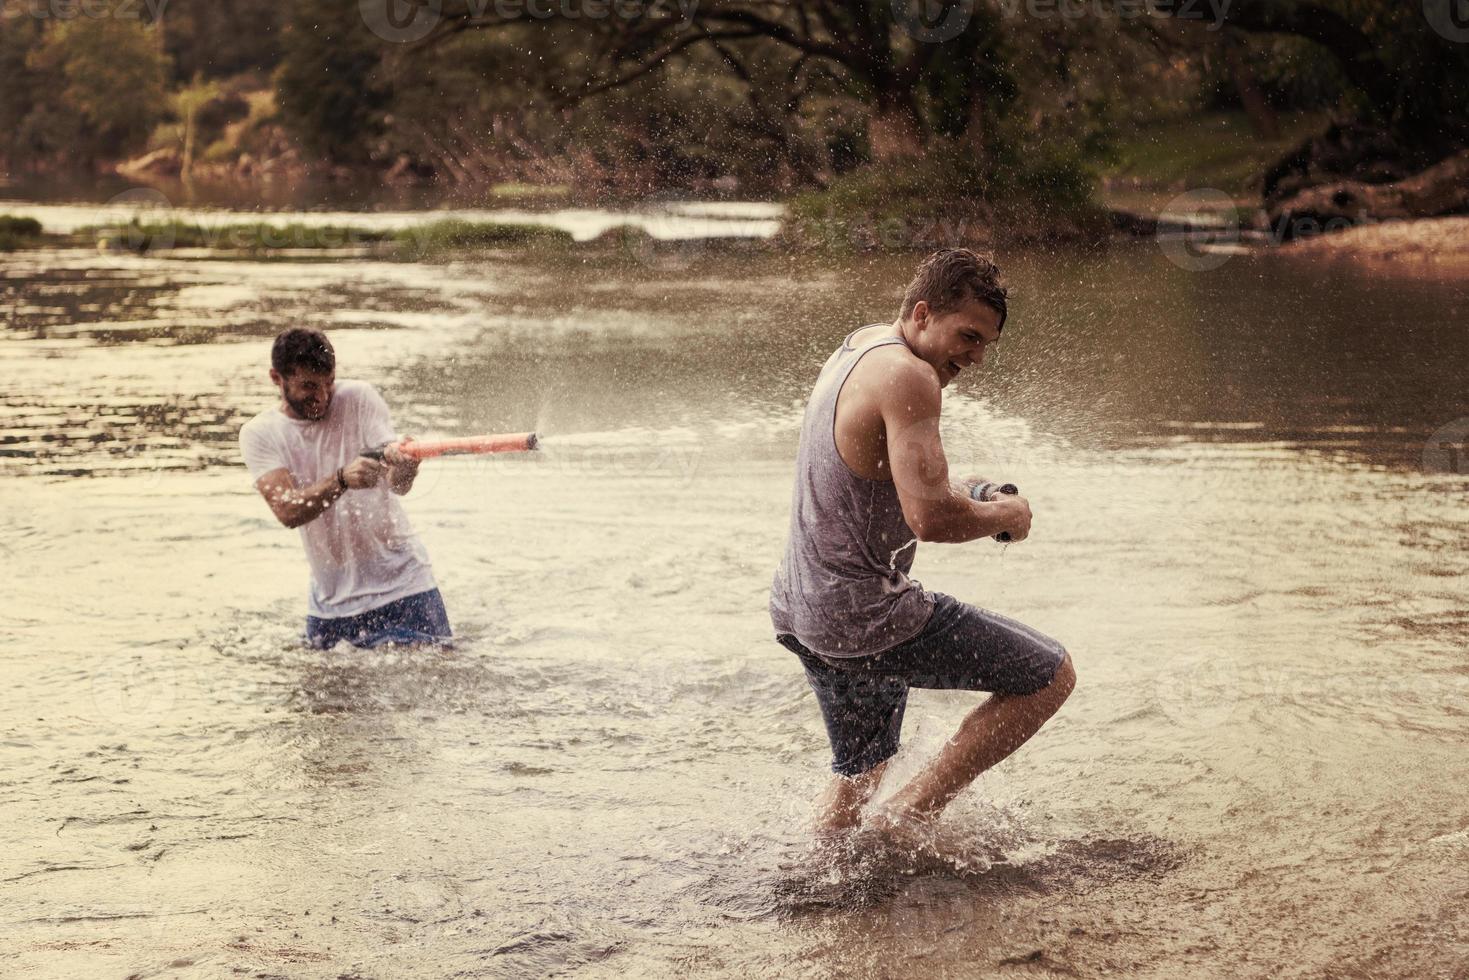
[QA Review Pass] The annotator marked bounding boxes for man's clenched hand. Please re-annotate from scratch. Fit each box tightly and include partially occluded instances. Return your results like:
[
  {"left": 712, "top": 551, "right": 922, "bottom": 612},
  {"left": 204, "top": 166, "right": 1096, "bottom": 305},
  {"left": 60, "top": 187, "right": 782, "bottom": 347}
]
[{"left": 342, "top": 457, "right": 384, "bottom": 489}]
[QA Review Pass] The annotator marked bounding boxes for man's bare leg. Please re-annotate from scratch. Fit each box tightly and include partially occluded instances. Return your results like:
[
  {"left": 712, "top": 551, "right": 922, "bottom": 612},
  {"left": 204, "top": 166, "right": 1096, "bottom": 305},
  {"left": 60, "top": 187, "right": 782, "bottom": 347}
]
[
  {"left": 814, "top": 760, "right": 889, "bottom": 834},
  {"left": 878, "top": 653, "right": 1075, "bottom": 823}
]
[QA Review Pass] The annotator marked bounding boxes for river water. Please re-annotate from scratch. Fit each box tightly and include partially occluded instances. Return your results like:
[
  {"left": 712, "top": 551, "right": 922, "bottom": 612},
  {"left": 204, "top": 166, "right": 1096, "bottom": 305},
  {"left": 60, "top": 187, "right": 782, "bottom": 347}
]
[{"left": 2, "top": 216, "right": 1467, "bottom": 978}]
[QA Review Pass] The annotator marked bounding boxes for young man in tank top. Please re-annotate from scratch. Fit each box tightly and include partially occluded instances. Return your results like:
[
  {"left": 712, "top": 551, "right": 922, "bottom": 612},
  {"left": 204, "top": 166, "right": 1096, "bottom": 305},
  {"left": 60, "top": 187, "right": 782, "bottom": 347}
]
[
  {"left": 770, "top": 248, "right": 1075, "bottom": 835},
  {"left": 239, "top": 327, "right": 451, "bottom": 649}
]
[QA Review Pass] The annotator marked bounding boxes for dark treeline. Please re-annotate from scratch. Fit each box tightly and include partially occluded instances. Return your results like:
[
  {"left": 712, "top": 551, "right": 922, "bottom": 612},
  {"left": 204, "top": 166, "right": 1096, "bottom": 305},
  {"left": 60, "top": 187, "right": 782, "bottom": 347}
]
[{"left": 2, "top": 0, "right": 1466, "bottom": 230}]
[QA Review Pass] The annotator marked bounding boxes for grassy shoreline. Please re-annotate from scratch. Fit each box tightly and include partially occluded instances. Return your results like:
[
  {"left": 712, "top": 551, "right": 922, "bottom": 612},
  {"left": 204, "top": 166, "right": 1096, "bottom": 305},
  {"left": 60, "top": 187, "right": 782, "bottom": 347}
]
[
  {"left": 1, "top": 216, "right": 584, "bottom": 258},
  {"left": 15, "top": 209, "right": 1465, "bottom": 263},
  {"left": 0, "top": 112, "right": 1356, "bottom": 257},
  {"left": 0, "top": 215, "right": 45, "bottom": 251}
]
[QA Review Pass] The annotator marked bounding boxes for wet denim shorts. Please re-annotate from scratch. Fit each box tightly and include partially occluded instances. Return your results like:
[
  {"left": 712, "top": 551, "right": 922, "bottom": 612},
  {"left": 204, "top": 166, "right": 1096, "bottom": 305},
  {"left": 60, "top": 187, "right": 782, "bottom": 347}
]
[
  {"left": 305, "top": 588, "right": 452, "bottom": 650},
  {"left": 777, "top": 592, "right": 1067, "bottom": 777}
]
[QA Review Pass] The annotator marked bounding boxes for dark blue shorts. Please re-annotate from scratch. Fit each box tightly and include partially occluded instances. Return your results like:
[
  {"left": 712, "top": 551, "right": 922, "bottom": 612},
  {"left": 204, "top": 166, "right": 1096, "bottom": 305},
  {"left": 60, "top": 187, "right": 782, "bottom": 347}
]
[
  {"left": 305, "top": 588, "right": 452, "bottom": 650},
  {"left": 777, "top": 592, "right": 1067, "bottom": 777}
]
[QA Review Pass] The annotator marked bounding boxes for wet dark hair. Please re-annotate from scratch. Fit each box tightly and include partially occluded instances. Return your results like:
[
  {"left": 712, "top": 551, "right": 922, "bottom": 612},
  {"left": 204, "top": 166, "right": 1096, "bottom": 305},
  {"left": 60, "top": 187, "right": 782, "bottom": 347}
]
[
  {"left": 898, "top": 248, "right": 1008, "bottom": 330},
  {"left": 271, "top": 327, "right": 335, "bottom": 376}
]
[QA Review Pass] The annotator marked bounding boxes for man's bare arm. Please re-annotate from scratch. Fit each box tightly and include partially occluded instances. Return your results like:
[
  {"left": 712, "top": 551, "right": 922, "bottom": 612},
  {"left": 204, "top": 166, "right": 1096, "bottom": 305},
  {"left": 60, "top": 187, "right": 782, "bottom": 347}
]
[
  {"left": 880, "top": 360, "right": 1030, "bottom": 544},
  {"left": 254, "top": 458, "right": 384, "bottom": 529}
]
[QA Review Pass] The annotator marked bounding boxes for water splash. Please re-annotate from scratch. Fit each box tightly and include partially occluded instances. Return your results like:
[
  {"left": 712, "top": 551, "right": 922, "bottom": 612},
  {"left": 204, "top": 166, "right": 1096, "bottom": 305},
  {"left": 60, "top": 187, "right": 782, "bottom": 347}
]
[
  {"left": 539, "top": 426, "right": 703, "bottom": 451},
  {"left": 889, "top": 538, "right": 918, "bottom": 570}
]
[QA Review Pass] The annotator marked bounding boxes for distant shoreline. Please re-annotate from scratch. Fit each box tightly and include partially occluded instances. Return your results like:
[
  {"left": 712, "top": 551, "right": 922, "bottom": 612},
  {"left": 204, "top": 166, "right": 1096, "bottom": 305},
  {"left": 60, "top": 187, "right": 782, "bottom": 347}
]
[
  {"left": 5, "top": 193, "right": 1469, "bottom": 265},
  {"left": 1278, "top": 216, "right": 1469, "bottom": 269}
]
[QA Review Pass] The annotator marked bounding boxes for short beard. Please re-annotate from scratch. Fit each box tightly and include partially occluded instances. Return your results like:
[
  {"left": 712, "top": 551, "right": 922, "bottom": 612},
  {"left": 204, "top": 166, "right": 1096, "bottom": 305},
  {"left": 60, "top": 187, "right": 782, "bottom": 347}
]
[{"left": 286, "top": 390, "right": 331, "bottom": 421}]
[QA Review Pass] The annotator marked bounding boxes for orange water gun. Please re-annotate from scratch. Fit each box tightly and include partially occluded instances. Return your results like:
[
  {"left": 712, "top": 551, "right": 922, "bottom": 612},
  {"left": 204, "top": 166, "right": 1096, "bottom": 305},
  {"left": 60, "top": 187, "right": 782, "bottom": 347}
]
[{"left": 361, "top": 432, "right": 539, "bottom": 461}]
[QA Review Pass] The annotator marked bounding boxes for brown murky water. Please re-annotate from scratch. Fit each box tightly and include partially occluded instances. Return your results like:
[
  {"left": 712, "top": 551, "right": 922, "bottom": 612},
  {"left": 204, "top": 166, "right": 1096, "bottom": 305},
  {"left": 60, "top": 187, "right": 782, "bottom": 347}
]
[{"left": 2, "top": 216, "right": 1467, "bottom": 979}]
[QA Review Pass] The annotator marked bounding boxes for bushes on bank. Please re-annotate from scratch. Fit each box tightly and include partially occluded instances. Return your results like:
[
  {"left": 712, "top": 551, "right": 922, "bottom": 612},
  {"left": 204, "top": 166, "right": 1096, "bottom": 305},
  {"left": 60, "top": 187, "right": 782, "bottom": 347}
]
[
  {"left": 392, "top": 220, "right": 574, "bottom": 258},
  {"left": 71, "top": 216, "right": 574, "bottom": 256},
  {"left": 783, "top": 142, "right": 1109, "bottom": 251},
  {"left": 79, "top": 218, "right": 393, "bottom": 252},
  {"left": 0, "top": 215, "right": 44, "bottom": 251}
]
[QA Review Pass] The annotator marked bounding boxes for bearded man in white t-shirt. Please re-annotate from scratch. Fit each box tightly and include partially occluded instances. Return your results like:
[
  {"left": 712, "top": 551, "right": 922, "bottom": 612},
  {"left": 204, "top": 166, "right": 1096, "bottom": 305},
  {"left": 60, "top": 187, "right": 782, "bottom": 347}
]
[{"left": 239, "top": 327, "right": 451, "bottom": 649}]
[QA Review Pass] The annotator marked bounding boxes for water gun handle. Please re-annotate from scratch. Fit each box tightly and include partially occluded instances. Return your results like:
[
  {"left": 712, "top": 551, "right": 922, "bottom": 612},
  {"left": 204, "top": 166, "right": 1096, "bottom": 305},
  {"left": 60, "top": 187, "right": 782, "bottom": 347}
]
[{"left": 970, "top": 481, "right": 1020, "bottom": 542}]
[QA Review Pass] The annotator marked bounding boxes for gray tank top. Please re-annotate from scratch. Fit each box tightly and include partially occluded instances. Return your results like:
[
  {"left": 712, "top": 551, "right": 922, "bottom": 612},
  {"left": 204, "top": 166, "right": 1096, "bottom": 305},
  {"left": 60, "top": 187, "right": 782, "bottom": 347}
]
[{"left": 769, "top": 326, "right": 935, "bottom": 658}]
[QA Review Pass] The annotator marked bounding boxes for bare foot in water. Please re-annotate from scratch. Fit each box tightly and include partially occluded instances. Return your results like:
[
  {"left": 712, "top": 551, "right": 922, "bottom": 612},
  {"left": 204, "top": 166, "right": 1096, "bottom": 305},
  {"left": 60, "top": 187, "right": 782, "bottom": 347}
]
[{"left": 865, "top": 804, "right": 940, "bottom": 849}]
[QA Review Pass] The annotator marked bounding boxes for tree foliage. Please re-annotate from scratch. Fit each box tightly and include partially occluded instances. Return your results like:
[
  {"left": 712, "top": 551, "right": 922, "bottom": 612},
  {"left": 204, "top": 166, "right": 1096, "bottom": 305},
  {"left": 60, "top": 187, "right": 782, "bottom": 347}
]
[
  {"left": 1157, "top": 0, "right": 1469, "bottom": 159},
  {"left": 274, "top": 0, "right": 391, "bottom": 164},
  {"left": 2, "top": 12, "right": 170, "bottom": 169},
  {"left": 157, "top": 0, "right": 284, "bottom": 82},
  {"left": 424, "top": 0, "right": 1021, "bottom": 162},
  {"left": 3, "top": 0, "right": 1467, "bottom": 205}
]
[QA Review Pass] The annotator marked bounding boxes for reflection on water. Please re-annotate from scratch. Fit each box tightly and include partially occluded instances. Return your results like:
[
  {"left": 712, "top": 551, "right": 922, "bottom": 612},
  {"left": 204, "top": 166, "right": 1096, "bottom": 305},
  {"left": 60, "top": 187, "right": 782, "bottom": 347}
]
[
  {"left": 0, "top": 172, "right": 785, "bottom": 216},
  {"left": 2, "top": 236, "right": 1467, "bottom": 978},
  {"left": 0, "top": 196, "right": 784, "bottom": 241}
]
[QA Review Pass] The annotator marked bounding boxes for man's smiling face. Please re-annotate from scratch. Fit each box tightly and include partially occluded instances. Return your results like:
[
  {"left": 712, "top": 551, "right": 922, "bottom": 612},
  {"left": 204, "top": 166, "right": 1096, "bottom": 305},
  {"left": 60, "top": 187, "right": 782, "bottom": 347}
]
[
  {"left": 272, "top": 367, "right": 335, "bottom": 421},
  {"left": 908, "top": 298, "right": 1004, "bottom": 387}
]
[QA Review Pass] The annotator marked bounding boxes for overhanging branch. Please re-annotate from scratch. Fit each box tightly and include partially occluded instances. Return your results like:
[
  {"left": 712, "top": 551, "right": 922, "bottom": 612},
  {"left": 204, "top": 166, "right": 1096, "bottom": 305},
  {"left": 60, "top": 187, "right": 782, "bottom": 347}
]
[{"left": 1152, "top": 0, "right": 1391, "bottom": 108}]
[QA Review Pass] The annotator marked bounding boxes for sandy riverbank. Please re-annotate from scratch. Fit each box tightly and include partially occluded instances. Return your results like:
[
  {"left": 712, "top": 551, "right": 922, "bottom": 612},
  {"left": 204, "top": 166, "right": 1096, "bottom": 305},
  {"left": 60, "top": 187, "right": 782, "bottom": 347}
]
[{"left": 1281, "top": 215, "right": 1469, "bottom": 269}]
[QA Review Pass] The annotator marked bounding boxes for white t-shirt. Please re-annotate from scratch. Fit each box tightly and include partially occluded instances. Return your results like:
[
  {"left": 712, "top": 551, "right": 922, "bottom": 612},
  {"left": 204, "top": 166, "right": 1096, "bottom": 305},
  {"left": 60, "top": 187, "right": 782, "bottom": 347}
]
[{"left": 239, "top": 379, "right": 437, "bottom": 619}]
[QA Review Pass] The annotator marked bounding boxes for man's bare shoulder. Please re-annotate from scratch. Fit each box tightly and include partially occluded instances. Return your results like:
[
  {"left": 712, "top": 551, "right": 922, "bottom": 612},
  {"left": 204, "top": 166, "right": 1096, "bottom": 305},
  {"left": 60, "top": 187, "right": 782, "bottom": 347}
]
[{"left": 855, "top": 344, "right": 942, "bottom": 404}]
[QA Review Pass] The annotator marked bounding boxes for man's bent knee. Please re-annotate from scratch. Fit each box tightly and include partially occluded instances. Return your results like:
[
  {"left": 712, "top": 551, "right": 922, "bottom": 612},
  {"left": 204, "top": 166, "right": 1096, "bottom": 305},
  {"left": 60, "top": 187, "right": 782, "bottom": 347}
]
[
  {"left": 996, "top": 651, "right": 1073, "bottom": 710},
  {"left": 1041, "top": 651, "right": 1076, "bottom": 707}
]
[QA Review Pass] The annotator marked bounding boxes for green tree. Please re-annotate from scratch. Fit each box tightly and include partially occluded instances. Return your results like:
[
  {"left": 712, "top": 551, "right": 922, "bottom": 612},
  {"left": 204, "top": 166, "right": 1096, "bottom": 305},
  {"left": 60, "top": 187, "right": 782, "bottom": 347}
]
[
  {"left": 1157, "top": 0, "right": 1469, "bottom": 166},
  {"left": 275, "top": 0, "right": 391, "bottom": 164},
  {"left": 174, "top": 75, "right": 224, "bottom": 178},
  {"left": 27, "top": 15, "right": 171, "bottom": 166},
  {"left": 425, "top": 0, "right": 1020, "bottom": 165},
  {"left": 156, "top": 0, "right": 285, "bottom": 82},
  {"left": 0, "top": 13, "right": 50, "bottom": 171}
]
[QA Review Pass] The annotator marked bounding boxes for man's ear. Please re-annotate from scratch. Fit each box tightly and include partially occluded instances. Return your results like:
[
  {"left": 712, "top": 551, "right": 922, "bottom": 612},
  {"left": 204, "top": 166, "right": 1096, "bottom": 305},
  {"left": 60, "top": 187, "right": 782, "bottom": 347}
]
[
  {"left": 269, "top": 368, "right": 283, "bottom": 387},
  {"left": 911, "top": 301, "right": 930, "bottom": 331}
]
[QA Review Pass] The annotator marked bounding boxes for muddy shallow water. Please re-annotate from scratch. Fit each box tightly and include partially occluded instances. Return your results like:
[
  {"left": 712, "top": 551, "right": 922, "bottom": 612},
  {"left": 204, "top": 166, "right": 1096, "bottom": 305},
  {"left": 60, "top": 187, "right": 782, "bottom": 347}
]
[{"left": 2, "top": 228, "right": 1467, "bottom": 978}]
